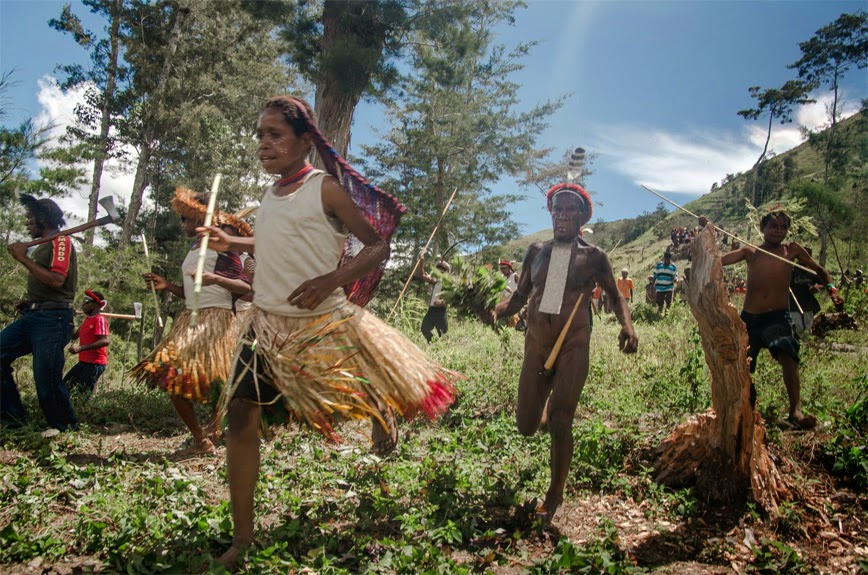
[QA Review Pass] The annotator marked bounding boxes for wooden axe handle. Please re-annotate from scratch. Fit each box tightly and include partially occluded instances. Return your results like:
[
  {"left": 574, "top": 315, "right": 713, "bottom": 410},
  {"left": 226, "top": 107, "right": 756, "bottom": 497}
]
[
  {"left": 101, "top": 312, "right": 139, "bottom": 320},
  {"left": 544, "top": 293, "right": 585, "bottom": 371},
  {"left": 23, "top": 215, "right": 112, "bottom": 248}
]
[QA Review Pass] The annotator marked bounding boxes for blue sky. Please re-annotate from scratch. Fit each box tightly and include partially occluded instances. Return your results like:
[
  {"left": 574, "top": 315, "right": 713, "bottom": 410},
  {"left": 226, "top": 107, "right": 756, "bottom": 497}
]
[{"left": 2, "top": 0, "right": 866, "bottom": 235}]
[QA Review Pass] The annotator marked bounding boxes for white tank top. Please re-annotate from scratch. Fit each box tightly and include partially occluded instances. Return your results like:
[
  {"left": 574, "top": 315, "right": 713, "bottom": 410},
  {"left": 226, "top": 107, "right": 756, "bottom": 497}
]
[
  {"left": 253, "top": 170, "right": 348, "bottom": 317},
  {"left": 181, "top": 248, "right": 234, "bottom": 310}
]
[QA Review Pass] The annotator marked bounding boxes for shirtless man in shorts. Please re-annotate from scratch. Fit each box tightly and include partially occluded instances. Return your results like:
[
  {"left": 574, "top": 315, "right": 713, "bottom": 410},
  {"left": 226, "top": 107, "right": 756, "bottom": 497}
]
[
  {"left": 491, "top": 183, "right": 638, "bottom": 520},
  {"left": 720, "top": 211, "right": 842, "bottom": 429}
]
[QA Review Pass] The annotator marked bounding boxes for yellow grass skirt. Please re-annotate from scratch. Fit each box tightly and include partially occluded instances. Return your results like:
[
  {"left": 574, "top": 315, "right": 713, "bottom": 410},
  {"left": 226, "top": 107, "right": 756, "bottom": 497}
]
[
  {"left": 219, "top": 304, "right": 459, "bottom": 440},
  {"left": 130, "top": 307, "right": 240, "bottom": 401}
]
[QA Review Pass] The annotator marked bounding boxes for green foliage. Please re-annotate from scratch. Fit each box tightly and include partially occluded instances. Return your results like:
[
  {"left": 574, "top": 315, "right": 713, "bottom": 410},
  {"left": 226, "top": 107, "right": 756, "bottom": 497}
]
[
  {"left": 529, "top": 521, "right": 642, "bottom": 575},
  {"left": 842, "top": 276, "right": 868, "bottom": 320},
  {"left": 823, "top": 372, "right": 868, "bottom": 488},
  {"left": 571, "top": 419, "right": 635, "bottom": 491},
  {"left": 622, "top": 202, "right": 670, "bottom": 244},
  {"left": 358, "top": 0, "right": 564, "bottom": 256},
  {"left": 747, "top": 538, "right": 809, "bottom": 574},
  {"left": 789, "top": 10, "right": 867, "bottom": 185},
  {"left": 745, "top": 197, "right": 819, "bottom": 242},
  {"left": 678, "top": 326, "right": 709, "bottom": 413},
  {"left": 436, "top": 256, "right": 506, "bottom": 319},
  {"left": 0, "top": 298, "right": 866, "bottom": 573},
  {"left": 626, "top": 302, "right": 660, "bottom": 325}
]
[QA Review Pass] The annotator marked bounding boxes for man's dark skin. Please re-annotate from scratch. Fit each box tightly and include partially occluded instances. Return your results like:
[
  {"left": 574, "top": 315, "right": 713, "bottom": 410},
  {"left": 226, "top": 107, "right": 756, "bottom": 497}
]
[
  {"left": 492, "top": 192, "right": 638, "bottom": 520},
  {"left": 8, "top": 213, "right": 66, "bottom": 292}
]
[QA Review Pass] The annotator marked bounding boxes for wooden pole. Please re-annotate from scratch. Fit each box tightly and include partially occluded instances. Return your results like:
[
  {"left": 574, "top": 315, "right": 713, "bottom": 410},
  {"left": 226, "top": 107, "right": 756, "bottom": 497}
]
[
  {"left": 101, "top": 312, "right": 139, "bottom": 320},
  {"left": 543, "top": 293, "right": 584, "bottom": 375},
  {"left": 137, "top": 310, "right": 145, "bottom": 362},
  {"left": 640, "top": 185, "right": 816, "bottom": 276},
  {"left": 190, "top": 173, "right": 222, "bottom": 327},
  {"left": 387, "top": 187, "right": 459, "bottom": 322},
  {"left": 141, "top": 235, "right": 163, "bottom": 328}
]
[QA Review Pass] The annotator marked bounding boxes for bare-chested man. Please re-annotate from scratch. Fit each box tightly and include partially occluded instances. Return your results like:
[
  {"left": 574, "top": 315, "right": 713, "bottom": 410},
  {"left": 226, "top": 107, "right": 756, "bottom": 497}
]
[
  {"left": 719, "top": 211, "right": 843, "bottom": 429},
  {"left": 491, "top": 183, "right": 638, "bottom": 520}
]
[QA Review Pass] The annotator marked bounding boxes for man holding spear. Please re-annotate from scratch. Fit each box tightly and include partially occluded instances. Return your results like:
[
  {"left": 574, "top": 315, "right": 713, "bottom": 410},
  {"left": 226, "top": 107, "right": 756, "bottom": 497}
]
[
  {"left": 489, "top": 183, "right": 638, "bottom": 520},
  {"left": 719, "top": 210, "right": 842, "bottom": 429},
  {"left": 641, "top": 185, "right": 844, "bottom": 430}
]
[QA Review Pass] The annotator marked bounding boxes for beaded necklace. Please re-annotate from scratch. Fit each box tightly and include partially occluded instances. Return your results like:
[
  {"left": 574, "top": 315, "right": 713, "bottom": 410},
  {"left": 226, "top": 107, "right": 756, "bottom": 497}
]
[{"left": 275, "top": 163, "right": 315, "bottom": 187}]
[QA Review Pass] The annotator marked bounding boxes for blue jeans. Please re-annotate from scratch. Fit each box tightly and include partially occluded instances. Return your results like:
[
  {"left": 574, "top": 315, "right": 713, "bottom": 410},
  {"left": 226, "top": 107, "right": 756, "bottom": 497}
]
[
  {"left": 63, "top": 361, "right": 106, "bottom": 397},
  {"left": 1, "top": 309, "right": 78, "bottom": 430}
]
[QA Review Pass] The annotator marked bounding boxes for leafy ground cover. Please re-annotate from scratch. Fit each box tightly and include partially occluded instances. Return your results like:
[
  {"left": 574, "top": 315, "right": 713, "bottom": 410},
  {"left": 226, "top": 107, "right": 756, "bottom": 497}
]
[{"left": 1, "top": 298, "right": 866, "bottom": 574}]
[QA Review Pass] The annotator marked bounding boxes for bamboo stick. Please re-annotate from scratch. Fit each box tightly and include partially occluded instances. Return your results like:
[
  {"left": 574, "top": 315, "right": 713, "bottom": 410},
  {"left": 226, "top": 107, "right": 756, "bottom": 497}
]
[
  {"left": 640, "top": 185, "right": 816, "bottom": 276},
  {"left": 387, "top": 187, "right": 459, "bottom": 322},
  {"left": 190, "top": 173, "right": 222, "bottom": 327},
  {"left": 141, "top": 235, "right": 163, "bottom": 328}
]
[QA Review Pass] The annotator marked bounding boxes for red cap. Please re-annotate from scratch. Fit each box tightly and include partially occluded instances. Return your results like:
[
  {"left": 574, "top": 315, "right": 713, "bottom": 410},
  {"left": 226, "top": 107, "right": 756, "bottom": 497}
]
[
  {"left": 545, "top": 182, "right": 593, "bottom": 226},
  {"left": 84, "top": 290, "right": 107, "bottom": 310}
]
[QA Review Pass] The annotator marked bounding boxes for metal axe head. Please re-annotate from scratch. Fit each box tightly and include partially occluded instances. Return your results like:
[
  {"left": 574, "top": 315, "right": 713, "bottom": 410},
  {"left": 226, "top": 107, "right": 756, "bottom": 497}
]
[{"left": 98, "top": 196, "right": 120, "bottom": 223}]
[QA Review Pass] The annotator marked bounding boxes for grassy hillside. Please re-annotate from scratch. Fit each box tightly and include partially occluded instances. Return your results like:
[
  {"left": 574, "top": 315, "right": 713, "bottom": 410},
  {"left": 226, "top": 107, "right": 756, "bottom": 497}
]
[{"left": 501, "top": 111, "right": 868, "bottom": 280}]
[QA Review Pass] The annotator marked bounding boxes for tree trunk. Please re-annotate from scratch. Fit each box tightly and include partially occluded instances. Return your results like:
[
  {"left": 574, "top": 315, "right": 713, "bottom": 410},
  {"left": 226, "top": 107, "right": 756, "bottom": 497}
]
[
  {"left": 823, "top": 68, "right": 840, "bottom": 182},
  {"left": 653, "top": 224, "right": 788, "bottom": 514},
  {"left": 313, "top": 1, "right": 390, "bottom": 161},
  {"left": 118, "top": 4, "right": 190, "bottom": 248},
  {"left": 84, "top": 0, "right": 122, "bottom": 251},
  {"left": 819, "top": 228, "right": 828, "bottom": 268}
]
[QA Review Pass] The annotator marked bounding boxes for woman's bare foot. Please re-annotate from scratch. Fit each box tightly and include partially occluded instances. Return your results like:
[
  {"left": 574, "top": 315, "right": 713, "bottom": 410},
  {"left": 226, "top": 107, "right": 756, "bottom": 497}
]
[
  {"left": 371, "top": 407, "right": 398, "bottom": 457},
  {"left": 216, "top": 540, "right": 250, "bottom": 572},
  {"left": 536, "top": 491, "right": 563, "bottom": 523},
  {"left": 788, "top": 412, "right": 818, "bottom": 430},
  {"left": 173, "top": 436, "right": 216, "bottom": 457}
]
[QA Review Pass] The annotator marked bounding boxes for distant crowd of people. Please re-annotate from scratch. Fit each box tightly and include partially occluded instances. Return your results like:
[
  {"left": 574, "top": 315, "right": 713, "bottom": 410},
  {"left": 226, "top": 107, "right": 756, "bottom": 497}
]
[{"left": 670, "top": 226, "right": 699, "bottom": 248}]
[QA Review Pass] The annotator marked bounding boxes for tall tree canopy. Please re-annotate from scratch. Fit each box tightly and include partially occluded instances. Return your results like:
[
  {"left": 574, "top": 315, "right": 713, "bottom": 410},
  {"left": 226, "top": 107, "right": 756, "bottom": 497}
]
[
  {"left": 737, "top": 80, "right": 813, "bottom": 207},
  {"left": 789, "top": 10, "right": 867, "bottom": 180},
  {"left": 359, "top": 0, "right": 564, "bottom": 258},
  {"left": 50, "top": 0, "right": 128, "bottom": 247}
]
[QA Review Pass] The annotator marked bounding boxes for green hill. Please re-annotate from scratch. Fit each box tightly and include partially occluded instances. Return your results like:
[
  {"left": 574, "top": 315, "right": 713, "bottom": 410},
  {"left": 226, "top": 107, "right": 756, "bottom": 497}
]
[{"left": 499, "top": 111, "right": 868, "bottom": 279}]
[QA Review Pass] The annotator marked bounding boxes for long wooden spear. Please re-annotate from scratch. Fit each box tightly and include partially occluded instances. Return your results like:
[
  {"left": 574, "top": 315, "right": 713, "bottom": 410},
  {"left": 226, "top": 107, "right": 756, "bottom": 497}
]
[
  {"left": 640, "top": 185, "right": 816, "bottom": 276},
  {"left": 387, "top": 187, "right": 459, "bottom": 322},
  {"left": 141, "top": 235, "right": 163, "bottom": 328},
  {"left": 190, "top": 173, "right": 222, "bottom": 327},
  {"left": 542, "top": 293, "right": 584, "bottom": 376}
]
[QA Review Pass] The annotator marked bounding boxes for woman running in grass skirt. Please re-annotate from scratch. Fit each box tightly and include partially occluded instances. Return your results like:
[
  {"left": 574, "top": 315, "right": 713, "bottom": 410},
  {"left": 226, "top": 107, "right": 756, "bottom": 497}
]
[
  {"left": 130, "top": 189, "right": 252, "bottom": 455},
  {"left": 200, "top": 95, "right": 458, "bottom": 569}
]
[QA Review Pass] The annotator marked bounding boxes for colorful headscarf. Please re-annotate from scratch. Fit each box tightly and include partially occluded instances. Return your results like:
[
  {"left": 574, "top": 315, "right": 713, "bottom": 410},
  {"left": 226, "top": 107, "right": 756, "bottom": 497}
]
[
  {"left": 545, "top": 182, "right": 593, "bottom": 227},
  {"left": 498, "top": 260, "right": 513, "bottom": 270},
  {"left": 287, "top": 97, "right": 407, "bottom": 307}
]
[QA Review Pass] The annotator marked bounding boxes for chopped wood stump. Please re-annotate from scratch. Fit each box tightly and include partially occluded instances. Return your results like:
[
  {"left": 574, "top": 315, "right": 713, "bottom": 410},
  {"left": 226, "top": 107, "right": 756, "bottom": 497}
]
[{"left": 653, "top": 224, "right": 787, "bottom": 515}]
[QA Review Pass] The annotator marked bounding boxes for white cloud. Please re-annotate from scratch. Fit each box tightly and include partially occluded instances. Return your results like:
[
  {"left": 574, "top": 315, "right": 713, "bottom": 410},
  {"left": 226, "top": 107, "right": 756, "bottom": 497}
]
[
  {"left": 33, "top": 76, "right": 141, "bottom": 229},
  {"left": 592, "top": 91, "right": 861, "bottom": 196}
]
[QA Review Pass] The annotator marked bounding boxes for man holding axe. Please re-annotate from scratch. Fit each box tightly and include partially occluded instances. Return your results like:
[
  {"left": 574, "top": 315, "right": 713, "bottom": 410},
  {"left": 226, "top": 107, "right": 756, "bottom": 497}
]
[
  {"left": 489, "top": 183, "right": 637, "bottom": 521},
  {"left": 1, "top": 194, "right": 80, "bottom": 433}
]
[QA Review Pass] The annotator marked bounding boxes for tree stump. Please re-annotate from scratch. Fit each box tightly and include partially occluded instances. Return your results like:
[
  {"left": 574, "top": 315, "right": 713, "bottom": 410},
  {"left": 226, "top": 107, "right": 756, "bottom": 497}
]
[{"left": 653, "top": 224, "right": 788, "bottom": 514}]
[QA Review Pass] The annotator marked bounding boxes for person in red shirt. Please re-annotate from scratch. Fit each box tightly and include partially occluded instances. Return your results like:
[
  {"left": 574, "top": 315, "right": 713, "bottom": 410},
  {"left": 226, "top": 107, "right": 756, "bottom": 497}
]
[{"left": 63, "top": 290, "right": 110, "bottom": 397}]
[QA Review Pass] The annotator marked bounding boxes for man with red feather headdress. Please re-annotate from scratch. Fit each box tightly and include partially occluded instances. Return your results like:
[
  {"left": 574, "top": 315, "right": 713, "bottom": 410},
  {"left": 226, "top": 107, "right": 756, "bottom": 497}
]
[{"left": 491, "top": 182, "right": 638, "bottom": 521}]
